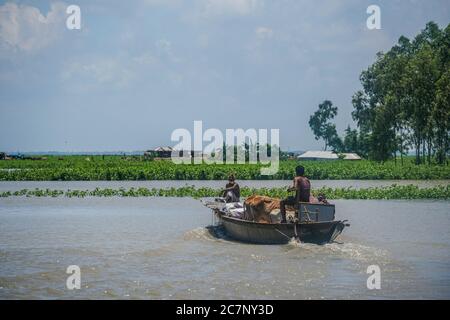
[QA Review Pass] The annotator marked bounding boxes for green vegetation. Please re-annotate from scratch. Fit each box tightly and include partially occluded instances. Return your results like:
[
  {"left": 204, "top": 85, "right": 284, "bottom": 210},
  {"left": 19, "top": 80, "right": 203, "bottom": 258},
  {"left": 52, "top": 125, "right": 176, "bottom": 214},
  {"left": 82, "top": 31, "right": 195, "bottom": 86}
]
[
  {"left": 309, "top": 100, "right": 340, "bottom": 151},
  {"left": 0, "top": 156, "right": 449, "bottom": 180},
  {"left": 0, "top": 185, "right": 448, "bottom": 199},
  {"left": 310, "top": 22, "right": 450, "bottom": 164}
]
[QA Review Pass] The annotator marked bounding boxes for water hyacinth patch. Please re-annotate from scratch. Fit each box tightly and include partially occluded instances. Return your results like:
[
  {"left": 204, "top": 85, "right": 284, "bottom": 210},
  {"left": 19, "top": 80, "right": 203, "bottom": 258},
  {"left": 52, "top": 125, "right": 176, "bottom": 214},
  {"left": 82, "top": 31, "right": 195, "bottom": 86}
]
[{"left": 0, "top": 185, "right": 448, "bottom": 199}]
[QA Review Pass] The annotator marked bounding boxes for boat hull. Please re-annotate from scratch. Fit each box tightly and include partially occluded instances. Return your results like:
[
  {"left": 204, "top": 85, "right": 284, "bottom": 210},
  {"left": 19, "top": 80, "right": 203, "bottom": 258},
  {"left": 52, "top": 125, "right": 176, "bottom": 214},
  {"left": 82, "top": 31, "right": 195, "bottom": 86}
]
[{"left": 219, "top": 214, "right": 346, "bottom": 244}]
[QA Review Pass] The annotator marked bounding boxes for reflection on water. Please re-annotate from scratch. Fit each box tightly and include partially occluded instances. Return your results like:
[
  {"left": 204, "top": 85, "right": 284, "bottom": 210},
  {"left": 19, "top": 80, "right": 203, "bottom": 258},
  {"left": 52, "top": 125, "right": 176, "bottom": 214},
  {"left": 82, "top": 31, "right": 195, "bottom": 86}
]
[{"left": 0, "top": 196, "right": 449, "bottom": 299}]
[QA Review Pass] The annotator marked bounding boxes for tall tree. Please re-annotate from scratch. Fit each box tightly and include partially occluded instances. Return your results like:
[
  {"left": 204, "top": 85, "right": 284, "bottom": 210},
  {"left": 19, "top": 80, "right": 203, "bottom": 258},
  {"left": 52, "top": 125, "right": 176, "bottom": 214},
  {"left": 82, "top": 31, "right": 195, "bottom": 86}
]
[
  {"left": 309, "top": 100, "right": 339, "bottom": 151},
  {"left": 343, "top": 126, "right": 359, "bottom": 153},
  {"left": 404, "top": 35, "right": 440, "bottom": 164},
  {"left": 309, "top": 22, "right": 449, "bottom": 163},
  {"left": 349, "top": 21, "right": 449, "bottom": 164},
  {"left": 434, "top": 68, "right": 450, "bottom": 164}
]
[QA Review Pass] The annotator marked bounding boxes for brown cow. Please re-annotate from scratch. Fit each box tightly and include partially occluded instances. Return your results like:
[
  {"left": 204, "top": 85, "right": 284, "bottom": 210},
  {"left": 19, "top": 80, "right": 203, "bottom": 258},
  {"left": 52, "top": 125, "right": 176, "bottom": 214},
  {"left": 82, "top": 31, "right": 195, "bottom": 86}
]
[{"left": 244, "top": 195, "right": 296, "bottom": 224}]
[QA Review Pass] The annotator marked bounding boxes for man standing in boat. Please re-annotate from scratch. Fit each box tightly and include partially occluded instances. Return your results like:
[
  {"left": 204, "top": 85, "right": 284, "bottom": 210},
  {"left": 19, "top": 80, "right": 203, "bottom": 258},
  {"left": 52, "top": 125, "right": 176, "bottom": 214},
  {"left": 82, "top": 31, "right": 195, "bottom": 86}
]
[
  {"left": 222, "top": 174, "right": 241, "bottom": 203},
  {"left": 280, "top": 165, "right": 311, "bottom": 223}
]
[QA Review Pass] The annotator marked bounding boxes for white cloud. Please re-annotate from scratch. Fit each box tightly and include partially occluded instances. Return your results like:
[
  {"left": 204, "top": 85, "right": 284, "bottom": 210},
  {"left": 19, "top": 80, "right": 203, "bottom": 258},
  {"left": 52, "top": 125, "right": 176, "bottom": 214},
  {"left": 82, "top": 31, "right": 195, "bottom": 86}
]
[
  {"left": 203, "top": 0, "right": 261, "bottom": 16},
  {"left": 255, "top": 26, "right": 273, "bottom": 40},
  {"left": 155, "top": 39, "right": 182, "bottom": 63},
  {"left": 245, "top": 27, "right": 274, "bottom": 63},
  {"left": 155, "top": 39, "right": 173, "bottom": 56},
  {"left": 133, "top": 52, "right": 158, "bottom": 66},
  {"left": 61, "top": 39, "right": 182, "bottom": 91},
  {"left": 143, "top": 0, "right": 182, "bottom": 7},
  {"left": 142, "top": 0, "right": 261, "bottom": 15},
  {"left": 62, "top": 57, "right": 134, "bottom": 89},
  {"left": 0, "top": 2, "right": 66, "bottom": 53},
  {"left": 141, "top": 0, "right": 262, "bottom": 22}
]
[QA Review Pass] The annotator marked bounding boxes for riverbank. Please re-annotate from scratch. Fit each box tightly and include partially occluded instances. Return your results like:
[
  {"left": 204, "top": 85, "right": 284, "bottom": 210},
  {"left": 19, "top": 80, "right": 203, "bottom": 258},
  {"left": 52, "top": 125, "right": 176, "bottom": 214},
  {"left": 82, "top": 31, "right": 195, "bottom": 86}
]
[{"left": 1, "top": 184, "right": 449, "bottom": 199}]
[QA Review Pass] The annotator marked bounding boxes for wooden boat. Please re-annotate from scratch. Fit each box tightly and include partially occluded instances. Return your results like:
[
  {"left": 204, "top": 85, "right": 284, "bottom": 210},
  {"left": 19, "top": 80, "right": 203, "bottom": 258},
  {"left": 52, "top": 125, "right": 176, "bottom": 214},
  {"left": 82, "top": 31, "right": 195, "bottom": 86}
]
[{"left": 206, "top": 201, "right": 349, "bottom": 245}]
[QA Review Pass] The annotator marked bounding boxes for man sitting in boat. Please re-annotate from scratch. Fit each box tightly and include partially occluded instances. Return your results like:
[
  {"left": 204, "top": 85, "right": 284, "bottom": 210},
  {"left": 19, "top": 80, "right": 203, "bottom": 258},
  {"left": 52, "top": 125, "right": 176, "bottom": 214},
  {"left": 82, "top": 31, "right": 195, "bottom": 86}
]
[
  {"left": 279, "top": 165, "right": 311, "bottom": 223},
  {"left": 222, "top": 174, "right": 240, "bottom": 203}
]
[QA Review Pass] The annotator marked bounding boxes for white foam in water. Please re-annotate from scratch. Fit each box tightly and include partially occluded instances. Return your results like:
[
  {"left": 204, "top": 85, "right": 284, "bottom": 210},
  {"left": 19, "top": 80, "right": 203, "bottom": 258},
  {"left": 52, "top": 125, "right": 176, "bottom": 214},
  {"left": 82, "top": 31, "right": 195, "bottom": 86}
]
[
  {"left": 183, "top": 226, "right": 231, "bottom": 242},
  {"left": 183, "top": 227, "right": 214, "bottom": 241},
  {"left": 283, "top": 236, "right": 388, "bottom": 263},
  {"left": 324, "top": 242, "right": 387, "bottom": 260},
  {"left": 287, "top": 237, "right": 302, "bottom": 247},
  {"left": 185, "top": 227, "right": 387, "bottom": 261}
]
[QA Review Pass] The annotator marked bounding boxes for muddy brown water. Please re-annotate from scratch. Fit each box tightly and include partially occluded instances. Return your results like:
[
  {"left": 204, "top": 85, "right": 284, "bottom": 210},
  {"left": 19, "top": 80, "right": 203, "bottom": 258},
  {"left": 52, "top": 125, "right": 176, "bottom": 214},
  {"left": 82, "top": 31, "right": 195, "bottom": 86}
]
[{"left": 1, "top": 188, "right": 449, "bottom": 299}]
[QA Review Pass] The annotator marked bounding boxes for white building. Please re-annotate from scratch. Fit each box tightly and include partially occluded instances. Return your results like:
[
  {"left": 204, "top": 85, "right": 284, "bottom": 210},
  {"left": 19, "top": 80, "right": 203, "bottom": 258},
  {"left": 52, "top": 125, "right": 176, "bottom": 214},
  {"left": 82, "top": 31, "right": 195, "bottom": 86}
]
[
  {"left": 297, "top": 151, "right": 339, "bottom": 160},
  {"left": 341, "top": 153, "right": 362, "bottom": 160}
]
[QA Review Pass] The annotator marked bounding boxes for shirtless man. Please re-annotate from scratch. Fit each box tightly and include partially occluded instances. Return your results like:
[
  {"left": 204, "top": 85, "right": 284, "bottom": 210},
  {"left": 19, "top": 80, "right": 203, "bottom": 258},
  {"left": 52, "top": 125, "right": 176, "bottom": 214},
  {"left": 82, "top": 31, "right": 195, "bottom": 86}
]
[{"left": 280, "top": 165, "right": 311, "bottom": 223}]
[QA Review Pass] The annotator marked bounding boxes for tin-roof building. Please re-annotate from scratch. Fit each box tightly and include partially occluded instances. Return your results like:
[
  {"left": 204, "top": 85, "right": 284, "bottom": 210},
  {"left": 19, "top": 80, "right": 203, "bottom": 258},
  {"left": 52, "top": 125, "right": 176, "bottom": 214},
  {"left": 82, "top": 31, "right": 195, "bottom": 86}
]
[
  {"left": 297, "top": 151, "right": 362, "bottom": 160},
  {"left": 341, "top": 153, "right": 362, "bottom": 160},
  {"left": 144, "top": 146, "right": 173, "bottom": 158},
  {"left": 297, "top": 151, "right": 339, "bottom": 160}
]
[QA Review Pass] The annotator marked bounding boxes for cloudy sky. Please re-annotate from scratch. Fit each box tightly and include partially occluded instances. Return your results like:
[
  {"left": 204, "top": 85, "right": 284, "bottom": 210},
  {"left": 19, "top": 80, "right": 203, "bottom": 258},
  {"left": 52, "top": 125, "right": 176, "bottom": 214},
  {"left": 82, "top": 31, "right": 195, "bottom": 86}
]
[{"left": 0, "top": 0, "right": 449, "bottom": 152}]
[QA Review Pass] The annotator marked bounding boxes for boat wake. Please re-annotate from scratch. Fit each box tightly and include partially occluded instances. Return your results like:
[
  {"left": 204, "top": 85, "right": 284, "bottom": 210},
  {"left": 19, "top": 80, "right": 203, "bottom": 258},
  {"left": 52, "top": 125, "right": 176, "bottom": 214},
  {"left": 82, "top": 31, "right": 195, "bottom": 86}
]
[
  {"left": 183, "top": 226, "right": 230, "bottom": 242},
  {"left": 285, "top": 238, "right": 388, "bottom": 262}
]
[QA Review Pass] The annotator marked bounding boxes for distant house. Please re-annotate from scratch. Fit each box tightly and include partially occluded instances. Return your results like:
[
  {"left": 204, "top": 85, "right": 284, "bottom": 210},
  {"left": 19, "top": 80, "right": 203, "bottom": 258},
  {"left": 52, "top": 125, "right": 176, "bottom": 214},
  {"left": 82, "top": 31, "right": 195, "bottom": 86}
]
[
  {"left": 340, "top": 152, "right": 362, "bottom": 160},
  {"left": 144, "top": 147, "right": 205, "bottom": 159},
  {"left": 297, "top": 151, "right": 339, "bottom": 161},
  {"left": 144, "top": 146, "right": 173, "bottom": 159}
]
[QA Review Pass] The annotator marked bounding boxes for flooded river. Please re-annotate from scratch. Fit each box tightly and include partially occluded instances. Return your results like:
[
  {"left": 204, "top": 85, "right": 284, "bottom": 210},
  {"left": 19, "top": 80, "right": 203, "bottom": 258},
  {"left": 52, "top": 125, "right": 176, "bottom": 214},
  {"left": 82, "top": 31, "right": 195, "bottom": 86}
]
[{"left": 1, "top": 189, "right": 449, "bottom": 299}]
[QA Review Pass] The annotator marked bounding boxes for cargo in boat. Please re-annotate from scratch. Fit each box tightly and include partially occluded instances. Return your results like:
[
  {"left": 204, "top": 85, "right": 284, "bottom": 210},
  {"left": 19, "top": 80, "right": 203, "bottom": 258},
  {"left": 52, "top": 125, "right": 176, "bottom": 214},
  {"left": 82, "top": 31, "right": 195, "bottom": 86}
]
[{"left": 205, "top": 200, "right": 349, "bottom": 245}]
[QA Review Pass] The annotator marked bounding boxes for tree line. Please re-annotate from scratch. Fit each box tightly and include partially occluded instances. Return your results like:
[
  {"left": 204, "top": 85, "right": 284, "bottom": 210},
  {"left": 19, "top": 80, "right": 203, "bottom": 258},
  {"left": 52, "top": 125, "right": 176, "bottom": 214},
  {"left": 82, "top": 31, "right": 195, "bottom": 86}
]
[{"left": 309, "top": 22, "right": 449, "bottom": 164}]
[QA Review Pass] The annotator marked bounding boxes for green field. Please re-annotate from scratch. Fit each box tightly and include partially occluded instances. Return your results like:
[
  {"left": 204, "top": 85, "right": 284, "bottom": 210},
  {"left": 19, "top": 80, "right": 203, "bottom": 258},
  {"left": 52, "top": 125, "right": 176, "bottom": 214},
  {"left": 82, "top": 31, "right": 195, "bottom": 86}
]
[{"left": 0, "top": 156, "right": 449, "bottom": 180}]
